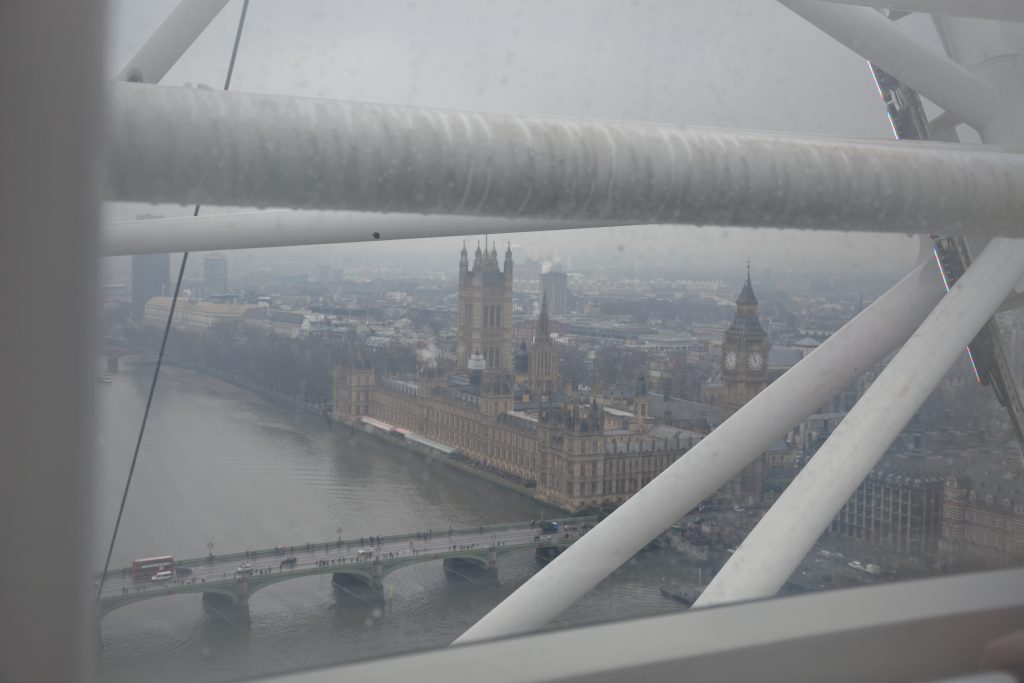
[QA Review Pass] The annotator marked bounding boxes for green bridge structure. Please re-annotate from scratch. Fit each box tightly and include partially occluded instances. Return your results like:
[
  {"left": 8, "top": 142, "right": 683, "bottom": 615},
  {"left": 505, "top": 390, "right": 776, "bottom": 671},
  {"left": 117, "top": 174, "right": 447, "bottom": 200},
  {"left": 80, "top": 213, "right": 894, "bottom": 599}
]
[{"left": 95, "top": 517, "right": 597, "bottom": 622}]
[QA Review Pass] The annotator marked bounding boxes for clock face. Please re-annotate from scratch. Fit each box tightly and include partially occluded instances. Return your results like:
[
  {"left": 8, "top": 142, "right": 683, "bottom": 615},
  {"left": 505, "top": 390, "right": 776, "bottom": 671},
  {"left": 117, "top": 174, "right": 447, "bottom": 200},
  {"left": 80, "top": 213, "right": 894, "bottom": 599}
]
[
  {"left": 747, "top": 352, "right": 764, "bottom": 371},
  {"left": 724, "top": 351, "right": 737, "bottom": 370}
]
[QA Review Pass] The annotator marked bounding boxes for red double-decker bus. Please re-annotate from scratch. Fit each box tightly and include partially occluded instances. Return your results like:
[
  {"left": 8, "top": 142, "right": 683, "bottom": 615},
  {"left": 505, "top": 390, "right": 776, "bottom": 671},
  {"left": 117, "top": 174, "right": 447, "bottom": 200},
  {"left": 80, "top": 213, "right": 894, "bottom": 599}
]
[{"left": 131, "top": 555, "right": 174, "bottom": 578}]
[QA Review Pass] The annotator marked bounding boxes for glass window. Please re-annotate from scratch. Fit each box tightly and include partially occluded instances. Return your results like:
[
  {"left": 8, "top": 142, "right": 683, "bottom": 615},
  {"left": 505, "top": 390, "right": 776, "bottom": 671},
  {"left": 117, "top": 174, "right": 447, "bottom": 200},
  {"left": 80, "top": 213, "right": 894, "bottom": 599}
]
[{"left": 93, "top": 3, "right": 1024, "bottom": 683}]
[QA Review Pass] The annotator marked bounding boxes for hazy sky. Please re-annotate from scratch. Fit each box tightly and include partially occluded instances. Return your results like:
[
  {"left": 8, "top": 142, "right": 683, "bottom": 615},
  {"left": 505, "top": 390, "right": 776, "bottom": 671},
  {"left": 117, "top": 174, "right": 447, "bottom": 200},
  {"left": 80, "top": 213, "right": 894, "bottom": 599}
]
[{"left": 104, "top": 1, "right": 936, "bottom": 279}]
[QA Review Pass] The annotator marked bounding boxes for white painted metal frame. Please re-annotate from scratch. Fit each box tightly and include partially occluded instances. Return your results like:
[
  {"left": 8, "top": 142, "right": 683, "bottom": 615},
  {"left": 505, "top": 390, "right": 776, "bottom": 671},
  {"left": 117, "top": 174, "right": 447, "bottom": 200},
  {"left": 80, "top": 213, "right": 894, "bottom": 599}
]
[
  {"left": 781, "top": 0, "right": 1000, "bottom": 132},
  {"left": 105, "top": 81, "right": 1024, "bottom": 237},
  {"left": 693, "top": 0, "right": 1024, "bottom": 612},
  {"left": 456, "top": 0, "right": 1024, "bottom": 642},
  {"left": 115, "top": 0, "right": 231, "bottom": 83},
  {"left": 697, "top": 237, "right": 1024, "bottom": 607},
  {"left": 268, "top": 568, "right": 1024, "bottom": 683},
  {"left": 819, "top": 1, "right": 1024, "bottom": 24}
]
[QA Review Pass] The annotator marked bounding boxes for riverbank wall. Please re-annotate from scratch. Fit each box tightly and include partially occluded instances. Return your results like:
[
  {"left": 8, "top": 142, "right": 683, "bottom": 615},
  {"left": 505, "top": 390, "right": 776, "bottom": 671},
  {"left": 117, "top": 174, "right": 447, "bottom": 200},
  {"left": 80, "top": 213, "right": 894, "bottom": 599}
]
[
  {"left": 336, "top": 417, "right": 560, "bottom": 507},
  {"left": 143, "top": 357, "right": 569, "bottom": 512}
]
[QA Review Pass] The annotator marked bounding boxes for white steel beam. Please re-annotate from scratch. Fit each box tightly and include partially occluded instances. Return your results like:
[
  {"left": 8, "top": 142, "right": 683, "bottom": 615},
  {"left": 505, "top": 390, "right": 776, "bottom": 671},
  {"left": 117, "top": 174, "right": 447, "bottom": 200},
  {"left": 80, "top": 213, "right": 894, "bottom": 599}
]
[
  {"left": 115, "top": 0, "right": 231, "bottom": 83},
  {"left": 105, "top": 82, "right": 1024, "bottom": 238},
  {"left": 819, "top": 1, "right": 1024, "bottom": 24},
  {"left": 780, "top": 0, "right": 1000, "bottom": 131},
  {"left": 454, "top": 256, "right": 946, "bottom": 644},
  {"left": 98, "top": 211, "right": 621, "bottom": 256},
  {"left": 696, "top": 236, "right": 1024, "bottom": 608}
]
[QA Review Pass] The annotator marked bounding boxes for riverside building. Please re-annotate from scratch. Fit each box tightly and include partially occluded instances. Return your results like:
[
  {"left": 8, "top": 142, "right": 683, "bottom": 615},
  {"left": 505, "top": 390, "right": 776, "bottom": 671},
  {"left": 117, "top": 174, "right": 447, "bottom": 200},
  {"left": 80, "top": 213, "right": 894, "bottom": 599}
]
[{"left": 334, "top": 247, "right": 767, "bottom": 511}]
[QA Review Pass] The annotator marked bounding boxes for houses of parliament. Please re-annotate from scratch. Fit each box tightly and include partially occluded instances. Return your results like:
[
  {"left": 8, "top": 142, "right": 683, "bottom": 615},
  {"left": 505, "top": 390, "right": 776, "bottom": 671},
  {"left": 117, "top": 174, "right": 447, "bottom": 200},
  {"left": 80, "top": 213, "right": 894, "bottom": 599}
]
[{"left": 333, "top": 243, "right": 770, "bottom": 511}]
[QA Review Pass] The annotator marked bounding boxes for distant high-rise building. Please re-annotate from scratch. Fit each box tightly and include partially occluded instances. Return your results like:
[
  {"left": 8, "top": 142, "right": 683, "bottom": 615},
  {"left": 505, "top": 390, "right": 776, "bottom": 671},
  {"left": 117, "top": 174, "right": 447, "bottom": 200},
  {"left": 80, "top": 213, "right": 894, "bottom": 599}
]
[
  {"left": 131, "top": 253, "right": 170, "bottom": 322},
  {"left": 203, "top": 253, "right": 228, "bottom": 296},
  {"left": 540, "top": 270, "right": 569, "bottom": 315},
  {"left": 457, "top": 241, "right": 513, "bottom": 371}
]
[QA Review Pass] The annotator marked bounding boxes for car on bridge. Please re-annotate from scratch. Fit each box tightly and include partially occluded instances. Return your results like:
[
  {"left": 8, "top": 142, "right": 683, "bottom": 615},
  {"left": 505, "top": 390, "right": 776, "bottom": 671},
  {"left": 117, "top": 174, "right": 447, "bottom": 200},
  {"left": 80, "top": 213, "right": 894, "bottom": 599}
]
[
  {"left": 357, "top": 548, "right": 374, "bottom": 559},
  {"left": 235, "top": 562, "right": 255, "bottom": 577},
  {"left": 151, "top": 570, "right": 174, "bottom": 582},
  {"left": 280, "top": 556, "right": 297, "bottom": 568}
]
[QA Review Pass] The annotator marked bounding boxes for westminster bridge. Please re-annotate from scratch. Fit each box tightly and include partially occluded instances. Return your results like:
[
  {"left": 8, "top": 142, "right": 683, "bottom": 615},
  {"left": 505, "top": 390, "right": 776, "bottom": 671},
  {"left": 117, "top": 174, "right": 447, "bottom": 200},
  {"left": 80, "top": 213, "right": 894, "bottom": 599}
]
[{"left": 95, "top": 517, "right": 597, "bottom": 622}]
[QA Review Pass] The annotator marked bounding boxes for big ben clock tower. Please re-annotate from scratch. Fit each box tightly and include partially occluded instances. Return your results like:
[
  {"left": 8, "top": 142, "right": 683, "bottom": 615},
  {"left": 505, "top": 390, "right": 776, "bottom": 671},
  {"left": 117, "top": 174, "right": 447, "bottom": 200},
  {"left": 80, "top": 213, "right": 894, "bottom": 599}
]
[
  {"left": 718, "top": 264, "right": 771, "bottom": 504},
  {"left": 720, "top": 264, "right": 770, "bottom": 419}
]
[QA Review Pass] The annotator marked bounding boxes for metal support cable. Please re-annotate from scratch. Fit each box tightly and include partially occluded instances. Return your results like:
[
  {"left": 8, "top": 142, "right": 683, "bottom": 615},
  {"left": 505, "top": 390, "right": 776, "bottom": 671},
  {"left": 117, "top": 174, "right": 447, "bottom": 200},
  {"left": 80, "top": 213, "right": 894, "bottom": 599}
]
[{"left": 96, "top": 0, "right": 250, "bottom": 604}]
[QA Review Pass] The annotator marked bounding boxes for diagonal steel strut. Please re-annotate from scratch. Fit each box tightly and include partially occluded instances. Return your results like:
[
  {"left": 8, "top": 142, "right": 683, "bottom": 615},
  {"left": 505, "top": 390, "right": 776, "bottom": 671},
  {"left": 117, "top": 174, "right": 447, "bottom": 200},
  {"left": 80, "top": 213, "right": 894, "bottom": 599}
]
[{"left": 697, "top": 237, "right": 1024, "bottom": 607}]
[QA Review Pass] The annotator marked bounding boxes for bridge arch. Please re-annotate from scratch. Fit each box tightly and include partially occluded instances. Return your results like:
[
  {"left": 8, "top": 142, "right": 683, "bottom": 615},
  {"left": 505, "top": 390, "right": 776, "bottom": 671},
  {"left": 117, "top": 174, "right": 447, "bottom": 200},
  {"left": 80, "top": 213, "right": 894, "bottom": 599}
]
[
  {"left": 97, "top": 584, "right": 227, "bottom": 622},
  {"left": 376, "top": 553, "right": 491, "bottom": 581},
  {"left": 242, "top": 566, "right": 377, "bottom": 596},
  {"left": 442, "top": 553, "right": 491, "bottom": 567}
]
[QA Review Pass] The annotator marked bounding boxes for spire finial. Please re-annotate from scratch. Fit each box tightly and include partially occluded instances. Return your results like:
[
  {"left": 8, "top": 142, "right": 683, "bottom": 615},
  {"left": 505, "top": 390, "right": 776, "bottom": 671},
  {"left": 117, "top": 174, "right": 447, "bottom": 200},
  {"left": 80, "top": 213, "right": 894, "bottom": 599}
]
[{"left": 736, "top": 259, "right": 758, "bottom": 307}]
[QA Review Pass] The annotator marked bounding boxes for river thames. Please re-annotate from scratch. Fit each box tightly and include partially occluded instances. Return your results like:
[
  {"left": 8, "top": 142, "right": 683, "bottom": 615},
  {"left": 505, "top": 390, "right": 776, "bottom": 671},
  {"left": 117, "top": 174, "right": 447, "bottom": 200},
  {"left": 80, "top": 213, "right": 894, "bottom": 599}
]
[{"left": 94, "top": 359, "right": 689, "bottom": 682}]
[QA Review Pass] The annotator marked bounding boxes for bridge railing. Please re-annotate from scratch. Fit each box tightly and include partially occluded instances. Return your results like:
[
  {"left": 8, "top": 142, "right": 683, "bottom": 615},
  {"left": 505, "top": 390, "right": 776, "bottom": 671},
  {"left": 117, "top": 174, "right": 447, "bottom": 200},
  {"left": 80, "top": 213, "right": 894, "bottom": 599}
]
[{"left": 94, "top": 516, "right": 599, "bottom": 579}]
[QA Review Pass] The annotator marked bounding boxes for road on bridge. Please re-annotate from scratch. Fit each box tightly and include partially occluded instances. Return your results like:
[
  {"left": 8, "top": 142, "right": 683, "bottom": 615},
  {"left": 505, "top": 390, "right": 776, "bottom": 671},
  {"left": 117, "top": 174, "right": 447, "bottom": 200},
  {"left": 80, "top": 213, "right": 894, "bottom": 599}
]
[{"left": 96, "top": 519, "right": 593, "bottom": 602}]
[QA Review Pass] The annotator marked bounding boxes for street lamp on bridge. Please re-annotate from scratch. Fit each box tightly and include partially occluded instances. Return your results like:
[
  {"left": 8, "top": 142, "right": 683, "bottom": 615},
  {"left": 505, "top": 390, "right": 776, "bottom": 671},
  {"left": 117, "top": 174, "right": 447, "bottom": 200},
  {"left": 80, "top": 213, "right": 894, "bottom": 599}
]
[
  {"left": 207, "top": 541, "right": 215, "bottom": 561},
  {"left": 336, "top": 527, "right": 343, "bottom": 546}
]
